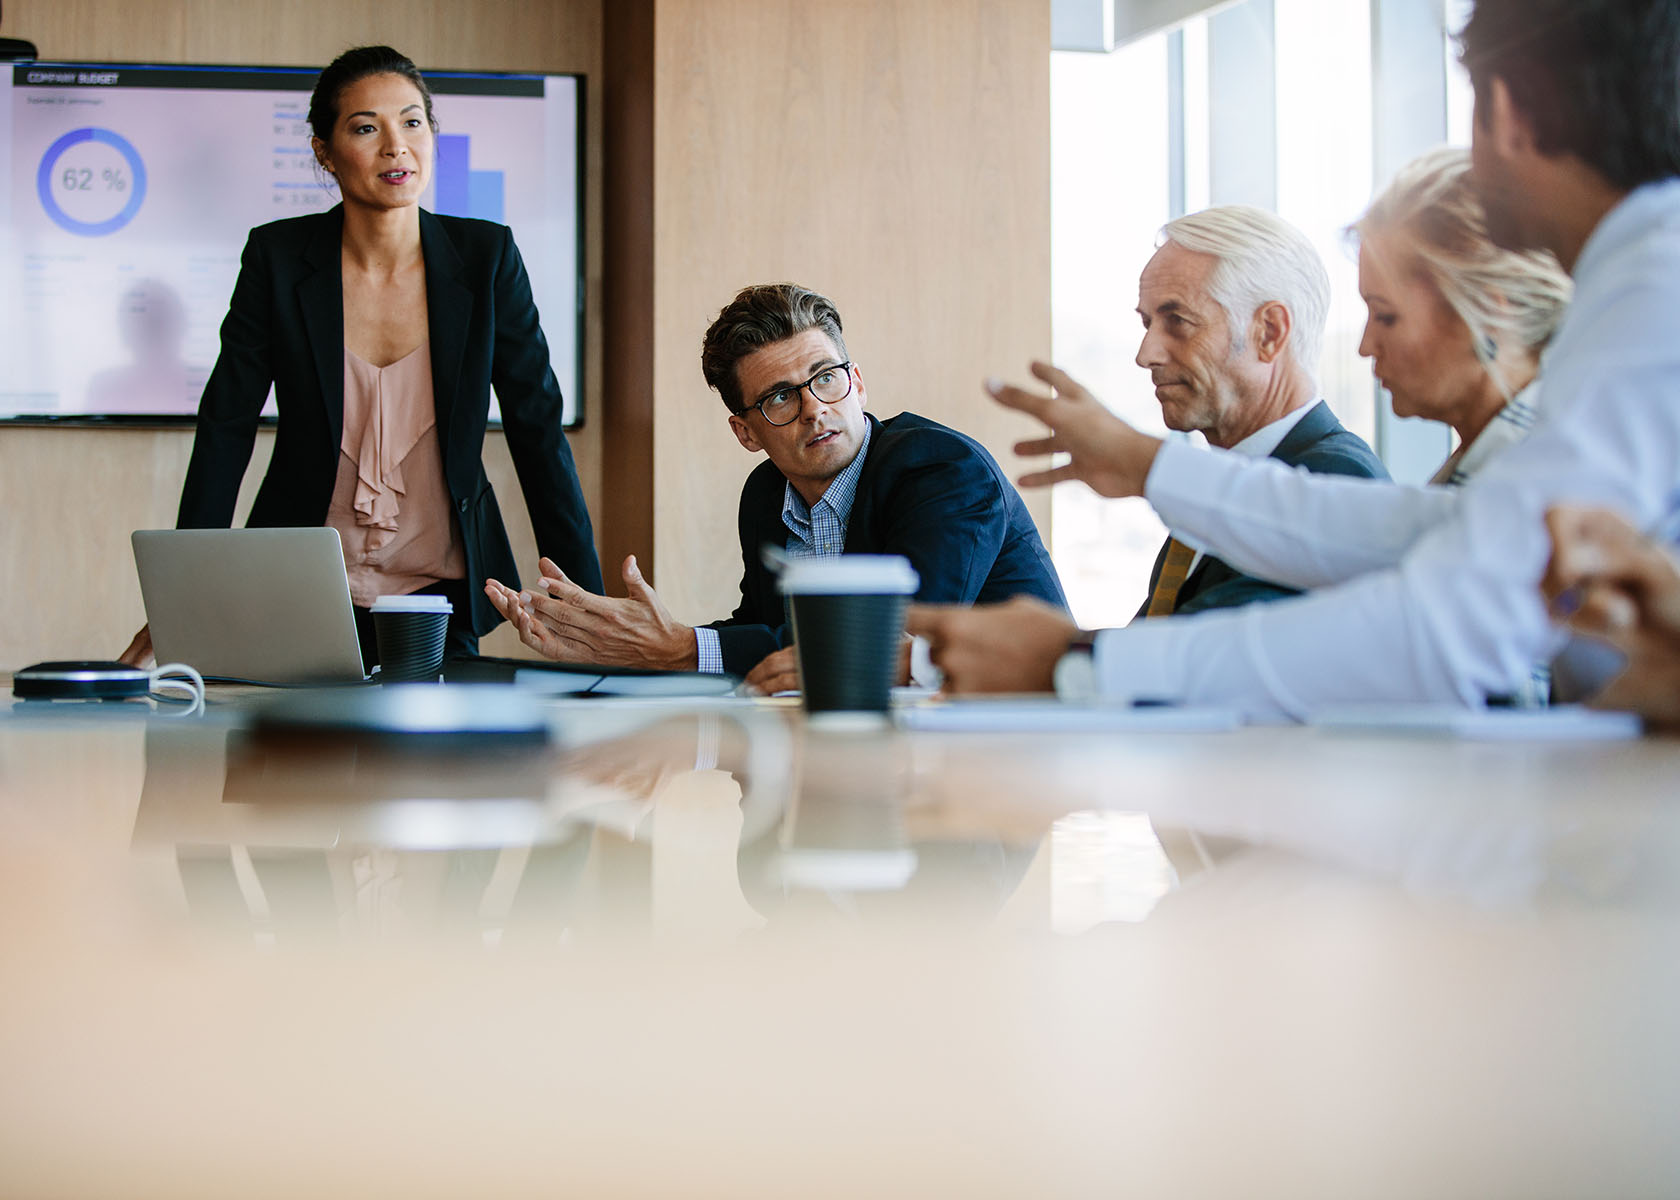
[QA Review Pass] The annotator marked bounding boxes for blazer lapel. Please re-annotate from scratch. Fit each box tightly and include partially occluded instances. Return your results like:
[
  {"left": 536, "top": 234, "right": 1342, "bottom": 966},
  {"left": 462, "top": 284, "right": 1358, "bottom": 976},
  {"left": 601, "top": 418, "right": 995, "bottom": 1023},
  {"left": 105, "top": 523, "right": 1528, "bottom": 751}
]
[
  {"left": 297, "top": 207, "right": 346, "bottom": 451},
  {"left": 1271, "top": 400, "right": 1338, "bottom": 464},
  {"left": 839, "top": 414, "right": 885, "bottom": 552},
  {"left": 420, "top": 210, "right": 473, "bottom": 461}
]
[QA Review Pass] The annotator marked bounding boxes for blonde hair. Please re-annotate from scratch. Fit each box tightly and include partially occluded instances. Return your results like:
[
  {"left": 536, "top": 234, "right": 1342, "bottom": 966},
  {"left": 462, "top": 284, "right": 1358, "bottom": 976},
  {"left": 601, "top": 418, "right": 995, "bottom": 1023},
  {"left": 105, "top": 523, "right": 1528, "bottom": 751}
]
[
  {"left": 1351, "top": 146, "right": 1572, "bottom": 399},
  {"left": 1162, "top": 205, "right": 1330, "bottom": 383}
]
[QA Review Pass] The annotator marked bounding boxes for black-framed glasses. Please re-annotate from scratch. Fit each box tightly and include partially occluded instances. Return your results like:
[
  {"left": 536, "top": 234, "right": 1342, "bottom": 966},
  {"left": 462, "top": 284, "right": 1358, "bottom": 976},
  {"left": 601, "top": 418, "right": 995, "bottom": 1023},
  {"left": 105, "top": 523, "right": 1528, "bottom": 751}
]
[{"left": 739, "top": 362, "right": 854, "bottom": 426}]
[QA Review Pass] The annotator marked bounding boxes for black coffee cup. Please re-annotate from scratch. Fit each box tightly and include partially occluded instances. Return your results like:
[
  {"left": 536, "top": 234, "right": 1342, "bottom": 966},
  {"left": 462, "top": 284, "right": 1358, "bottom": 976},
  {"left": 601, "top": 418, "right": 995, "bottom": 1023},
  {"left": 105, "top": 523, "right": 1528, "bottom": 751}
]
[
  {"left": 370, "top": 594, "right": 452, "bottom": 683},
  {"left": 781, "top": 555, "right": 919, "bottom": 720}
]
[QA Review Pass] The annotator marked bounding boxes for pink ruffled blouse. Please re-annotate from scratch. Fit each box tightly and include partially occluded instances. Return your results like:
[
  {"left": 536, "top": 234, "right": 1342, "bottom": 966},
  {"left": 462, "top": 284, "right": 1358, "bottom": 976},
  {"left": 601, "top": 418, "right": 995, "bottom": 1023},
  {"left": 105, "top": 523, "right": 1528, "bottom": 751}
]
[{"left": 324, "top": 341, "right": 466, "bottom": 606}]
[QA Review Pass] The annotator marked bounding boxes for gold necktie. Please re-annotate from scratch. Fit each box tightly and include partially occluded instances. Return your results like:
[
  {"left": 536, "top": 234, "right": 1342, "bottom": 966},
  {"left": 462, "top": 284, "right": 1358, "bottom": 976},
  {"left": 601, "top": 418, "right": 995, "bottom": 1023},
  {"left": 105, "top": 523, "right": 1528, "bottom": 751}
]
[{"left": 1144, "top": 537, "right": 1196, "bottom": 617}]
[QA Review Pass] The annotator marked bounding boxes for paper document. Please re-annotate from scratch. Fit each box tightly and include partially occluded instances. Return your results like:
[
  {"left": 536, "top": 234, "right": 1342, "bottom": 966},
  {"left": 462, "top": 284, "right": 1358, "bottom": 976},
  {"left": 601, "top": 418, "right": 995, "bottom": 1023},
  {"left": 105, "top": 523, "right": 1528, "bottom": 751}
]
[
  {"left": 895, "top": 698, "right": 1242, "bottom": 733},
  {"left": 513, "top": 669, "right": 739, "bottom": 698},
  {"left": 1308, "top": 704, "right": 1642, "bottom": 741}
]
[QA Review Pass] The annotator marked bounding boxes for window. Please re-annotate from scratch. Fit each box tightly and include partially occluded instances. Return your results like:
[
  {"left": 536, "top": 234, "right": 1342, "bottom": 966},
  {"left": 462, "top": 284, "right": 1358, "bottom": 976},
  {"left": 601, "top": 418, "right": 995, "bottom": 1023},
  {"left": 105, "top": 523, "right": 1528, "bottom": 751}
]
[{"left": 1049, "top": 0, "right": 1471, "bottom": 628}]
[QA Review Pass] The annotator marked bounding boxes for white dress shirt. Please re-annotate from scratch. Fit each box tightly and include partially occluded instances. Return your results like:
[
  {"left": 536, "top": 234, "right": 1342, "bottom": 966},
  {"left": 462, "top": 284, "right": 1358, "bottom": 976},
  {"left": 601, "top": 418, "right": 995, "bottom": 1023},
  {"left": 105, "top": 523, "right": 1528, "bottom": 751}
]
[
  {"left": 1090, "top": 179, "right": 1680, "bottom": 720},
  {"left": 694, "top": 423, "right": 873, "bottom": 673}
]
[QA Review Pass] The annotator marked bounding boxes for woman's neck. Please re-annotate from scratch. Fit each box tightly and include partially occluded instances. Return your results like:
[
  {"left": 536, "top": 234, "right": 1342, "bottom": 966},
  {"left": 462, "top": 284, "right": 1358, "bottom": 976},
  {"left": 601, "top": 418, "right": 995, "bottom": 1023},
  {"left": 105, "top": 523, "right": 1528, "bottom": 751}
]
[
  {"left": 1456, "top": 354, "right": 1539, "bottom": 449},
  {"left": 340, "top": 202, "right": 422, "bottom": 275}
]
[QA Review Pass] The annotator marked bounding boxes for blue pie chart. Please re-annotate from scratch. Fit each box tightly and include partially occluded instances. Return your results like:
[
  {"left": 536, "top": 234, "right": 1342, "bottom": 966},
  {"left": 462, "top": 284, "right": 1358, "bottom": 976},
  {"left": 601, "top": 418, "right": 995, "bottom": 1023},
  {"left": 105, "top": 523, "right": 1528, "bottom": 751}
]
[{"left": 37, "top": 127, "right": 148, "bottom": 236}]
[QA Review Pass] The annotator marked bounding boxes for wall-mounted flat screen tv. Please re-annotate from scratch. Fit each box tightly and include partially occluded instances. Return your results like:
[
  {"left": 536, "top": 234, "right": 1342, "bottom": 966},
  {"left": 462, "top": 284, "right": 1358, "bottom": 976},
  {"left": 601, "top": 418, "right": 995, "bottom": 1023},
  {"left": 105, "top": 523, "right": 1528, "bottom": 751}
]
[{"left": 0, "top": 61, "right": 583, "bottom": 427}]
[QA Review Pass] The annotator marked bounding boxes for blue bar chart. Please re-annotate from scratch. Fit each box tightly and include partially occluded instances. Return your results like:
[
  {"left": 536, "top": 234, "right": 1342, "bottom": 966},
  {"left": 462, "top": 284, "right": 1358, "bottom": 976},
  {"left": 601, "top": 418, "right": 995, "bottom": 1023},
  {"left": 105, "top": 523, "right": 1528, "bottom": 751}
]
[{"left": 434, "top": 134, "right": 504, "bottom": 223}]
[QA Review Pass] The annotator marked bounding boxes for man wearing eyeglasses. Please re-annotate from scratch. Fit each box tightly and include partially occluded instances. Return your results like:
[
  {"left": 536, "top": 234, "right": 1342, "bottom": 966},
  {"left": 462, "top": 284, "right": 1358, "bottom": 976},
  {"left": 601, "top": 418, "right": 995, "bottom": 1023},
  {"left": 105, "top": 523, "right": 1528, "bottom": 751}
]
[{"left": 486, "top": 282, "right": 1064, "bottom": 689}]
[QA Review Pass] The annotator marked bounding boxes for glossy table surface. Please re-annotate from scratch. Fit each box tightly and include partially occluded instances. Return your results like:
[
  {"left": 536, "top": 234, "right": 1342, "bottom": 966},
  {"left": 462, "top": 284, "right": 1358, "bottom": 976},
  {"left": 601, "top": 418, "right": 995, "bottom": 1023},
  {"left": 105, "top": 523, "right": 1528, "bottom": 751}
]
[{"left": 2, "top": 684, "right": 1678, "bottom": 1197}]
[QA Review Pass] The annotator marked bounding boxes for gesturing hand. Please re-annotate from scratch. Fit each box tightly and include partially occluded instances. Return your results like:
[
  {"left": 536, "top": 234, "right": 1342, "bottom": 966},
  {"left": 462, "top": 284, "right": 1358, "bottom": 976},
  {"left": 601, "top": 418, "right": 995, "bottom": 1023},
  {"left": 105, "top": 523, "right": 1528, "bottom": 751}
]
[
  {"left": 485, "top": 554, "right": 698, "bottom": 670},
  {"left": 988, "top": 361, "right": 1162, "bottom": 499}
]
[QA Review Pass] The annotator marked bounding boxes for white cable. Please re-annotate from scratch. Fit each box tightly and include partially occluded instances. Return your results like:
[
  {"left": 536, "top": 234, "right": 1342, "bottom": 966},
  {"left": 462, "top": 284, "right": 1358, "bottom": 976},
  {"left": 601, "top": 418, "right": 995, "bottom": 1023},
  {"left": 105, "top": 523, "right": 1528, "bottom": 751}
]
[{"left": 149, "top": 662, "right": 205, "bottom": 716}]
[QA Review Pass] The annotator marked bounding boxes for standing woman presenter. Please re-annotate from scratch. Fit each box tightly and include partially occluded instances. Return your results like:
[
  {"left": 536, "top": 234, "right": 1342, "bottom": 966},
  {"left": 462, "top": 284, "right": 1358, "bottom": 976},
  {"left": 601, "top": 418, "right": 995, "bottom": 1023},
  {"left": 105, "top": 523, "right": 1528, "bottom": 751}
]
[{"left": 122, "top": 45, "right": 600, "bottom": 668}]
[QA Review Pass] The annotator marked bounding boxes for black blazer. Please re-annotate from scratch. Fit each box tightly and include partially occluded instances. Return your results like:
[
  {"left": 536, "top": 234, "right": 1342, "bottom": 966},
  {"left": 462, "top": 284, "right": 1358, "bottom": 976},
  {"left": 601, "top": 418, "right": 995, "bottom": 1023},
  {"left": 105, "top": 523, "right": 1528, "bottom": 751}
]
[
  {"left": 709, "top": 411, "right": 1067, "bottom": 675},
  {"left": 1135, "top": 400, "right": 1388, "bottom": 618},
  {"left": 176, "top": 206, "right": 601, "bottom": 635}
]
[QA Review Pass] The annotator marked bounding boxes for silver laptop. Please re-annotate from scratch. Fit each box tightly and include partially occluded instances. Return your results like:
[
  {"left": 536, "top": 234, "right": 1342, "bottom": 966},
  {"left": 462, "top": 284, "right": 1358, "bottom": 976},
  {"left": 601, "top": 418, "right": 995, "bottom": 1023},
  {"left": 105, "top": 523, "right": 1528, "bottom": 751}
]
[{"left": 132, "top": 528, "right": 367, "bottom": 683}]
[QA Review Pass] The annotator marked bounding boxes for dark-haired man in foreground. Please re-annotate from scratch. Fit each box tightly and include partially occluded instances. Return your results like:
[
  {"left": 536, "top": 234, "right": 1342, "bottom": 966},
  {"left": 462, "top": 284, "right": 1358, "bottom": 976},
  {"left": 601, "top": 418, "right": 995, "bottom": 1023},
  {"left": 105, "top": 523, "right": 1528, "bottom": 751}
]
[
  {"left": 911, "top": 0, "right": 1680, "bottom": 718},
  {"left": 487, "top": 283, "right": 1064, "bottom": 690}
]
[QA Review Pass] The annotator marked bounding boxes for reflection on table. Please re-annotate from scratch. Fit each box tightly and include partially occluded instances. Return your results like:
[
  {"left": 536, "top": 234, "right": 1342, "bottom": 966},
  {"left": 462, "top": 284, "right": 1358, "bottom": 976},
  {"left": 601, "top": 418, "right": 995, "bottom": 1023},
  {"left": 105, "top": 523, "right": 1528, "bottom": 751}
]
[{"left": 2, "top": 689, "right": 1678, "bottom": 1195}]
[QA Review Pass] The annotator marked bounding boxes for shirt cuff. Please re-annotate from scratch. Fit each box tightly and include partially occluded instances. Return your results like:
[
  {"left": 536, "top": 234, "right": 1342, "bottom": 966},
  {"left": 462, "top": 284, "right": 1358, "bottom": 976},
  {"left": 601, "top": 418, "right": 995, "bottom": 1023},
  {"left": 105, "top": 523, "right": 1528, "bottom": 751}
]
[
  {"left": 694, "top": 626, "right": 724, "bottom": 675},
  {"left": 1091, "top": 623, "right": 1187, "bottom": 706},
  {"left": 1052, "top": 647, "right": 1097, "bottom": 701}
]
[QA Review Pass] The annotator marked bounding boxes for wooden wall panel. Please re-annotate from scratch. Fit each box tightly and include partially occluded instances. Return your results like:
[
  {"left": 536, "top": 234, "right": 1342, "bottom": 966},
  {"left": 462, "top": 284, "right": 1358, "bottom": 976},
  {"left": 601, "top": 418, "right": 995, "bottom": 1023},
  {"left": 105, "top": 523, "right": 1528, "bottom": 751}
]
[
  {"left": 0, "top": 0, "right": 1051, "bottom": 668},
  {"left": 0, "top": 0, "right": 603, "bottom": 668},
  {"left": 600, "top": 0, "right": 657, "bottom": 589},
  {"left": 645, "top": 0, "right": 1052, "bottom": 623}
]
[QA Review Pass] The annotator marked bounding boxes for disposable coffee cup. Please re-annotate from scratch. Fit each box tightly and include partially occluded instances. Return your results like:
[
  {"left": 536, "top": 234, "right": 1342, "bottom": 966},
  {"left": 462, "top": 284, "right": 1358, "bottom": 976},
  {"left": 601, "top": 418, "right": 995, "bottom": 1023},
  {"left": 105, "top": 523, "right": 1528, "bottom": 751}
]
[
  {"left": 370, "top": 594, "right": 453, "bottom": 684},
  {"left": 781, "top": 555, "right": 919, "bottom": 722}
]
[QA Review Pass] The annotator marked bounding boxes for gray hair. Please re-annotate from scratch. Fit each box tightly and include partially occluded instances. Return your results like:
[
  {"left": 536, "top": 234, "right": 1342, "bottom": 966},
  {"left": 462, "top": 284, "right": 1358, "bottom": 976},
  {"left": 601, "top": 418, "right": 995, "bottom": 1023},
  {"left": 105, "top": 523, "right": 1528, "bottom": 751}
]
[
  {"left": 1161, "top": 205, "right": 1330, "bottom": 382},
  {"left": 1350, "top": 146, "right": 1572, "bottom": 400}
]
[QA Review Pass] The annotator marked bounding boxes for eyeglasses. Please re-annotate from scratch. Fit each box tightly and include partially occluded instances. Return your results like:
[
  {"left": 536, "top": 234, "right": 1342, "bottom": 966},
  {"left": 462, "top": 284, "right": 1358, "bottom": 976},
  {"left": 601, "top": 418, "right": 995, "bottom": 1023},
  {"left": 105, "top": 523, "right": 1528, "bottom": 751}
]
[{"left": 738, "top": 362, "right": 854, "bottom": 426}]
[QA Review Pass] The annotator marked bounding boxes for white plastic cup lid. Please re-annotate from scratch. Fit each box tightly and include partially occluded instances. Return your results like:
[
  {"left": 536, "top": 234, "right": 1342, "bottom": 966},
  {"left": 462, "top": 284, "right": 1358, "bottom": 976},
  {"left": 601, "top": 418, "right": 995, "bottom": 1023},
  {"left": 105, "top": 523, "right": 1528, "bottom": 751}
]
[
  {"left": 370, "top": 594, "right": 454, "bottom": 614},
  {"left": 779, "top": 554, "right": 920, "bottom": 596}
]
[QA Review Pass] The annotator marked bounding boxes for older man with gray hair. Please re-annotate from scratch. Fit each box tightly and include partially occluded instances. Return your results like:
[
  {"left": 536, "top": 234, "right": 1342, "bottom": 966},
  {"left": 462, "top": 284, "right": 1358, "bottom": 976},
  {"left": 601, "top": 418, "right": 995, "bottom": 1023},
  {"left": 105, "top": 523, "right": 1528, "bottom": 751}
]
[{"left": 1128, "top": 205, "right": 1385, "bottom": 618}]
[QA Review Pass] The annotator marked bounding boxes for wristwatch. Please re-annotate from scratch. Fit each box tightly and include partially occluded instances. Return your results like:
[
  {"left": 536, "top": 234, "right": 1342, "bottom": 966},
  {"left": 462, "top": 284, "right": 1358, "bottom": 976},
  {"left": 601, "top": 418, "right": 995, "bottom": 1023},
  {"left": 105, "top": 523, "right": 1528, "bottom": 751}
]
[{"left": 1052, "top": 629, "right": 1100, "bottom": 702}]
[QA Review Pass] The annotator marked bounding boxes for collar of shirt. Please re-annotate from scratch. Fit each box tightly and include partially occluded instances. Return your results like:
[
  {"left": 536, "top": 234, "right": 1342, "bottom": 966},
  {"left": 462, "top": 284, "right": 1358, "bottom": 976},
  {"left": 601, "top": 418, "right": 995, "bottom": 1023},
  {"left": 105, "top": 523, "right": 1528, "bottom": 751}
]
[
  {"left": 1433, "top": 382, "right": 1541, "bottom": 487},
  {"left": 1550, "top": 178, "right": 1680, "bottom": 385},
  {"left": 780, "top": 419, "right": 873, "bottom": 557},
  {"left": 1228, "top": 401, "right": 1315, "bottom": 461},
  {"left": 1170, "top": 403, "right": 1316, "bottom": 569},
  {"left": 1572, "top": 177, "right": 1680, "bottom": 291}
]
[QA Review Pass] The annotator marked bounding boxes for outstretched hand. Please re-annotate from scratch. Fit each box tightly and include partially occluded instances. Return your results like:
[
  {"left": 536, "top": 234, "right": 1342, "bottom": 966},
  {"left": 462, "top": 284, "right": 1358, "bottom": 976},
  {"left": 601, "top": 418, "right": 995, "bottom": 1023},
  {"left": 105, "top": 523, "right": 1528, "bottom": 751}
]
[
  {"left": 1543, "top": 504, "right": 1680, "bottom": 725},
  {"left": 988, "top": 361, "right": 1162, "bottom": 499},
  {"left": 485, "top": 554, "right": 698, "bottom": 670}
]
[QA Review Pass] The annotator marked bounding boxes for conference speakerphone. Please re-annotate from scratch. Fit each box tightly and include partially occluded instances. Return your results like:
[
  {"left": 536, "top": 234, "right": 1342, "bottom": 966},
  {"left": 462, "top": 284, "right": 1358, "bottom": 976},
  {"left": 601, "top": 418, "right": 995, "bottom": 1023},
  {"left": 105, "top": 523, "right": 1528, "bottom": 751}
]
[
  {"left": 12, "top": 660, "right": 152, "bottom": 700},
  {"left": 13, "top": 659, "right": 207, "bottom": 711}
]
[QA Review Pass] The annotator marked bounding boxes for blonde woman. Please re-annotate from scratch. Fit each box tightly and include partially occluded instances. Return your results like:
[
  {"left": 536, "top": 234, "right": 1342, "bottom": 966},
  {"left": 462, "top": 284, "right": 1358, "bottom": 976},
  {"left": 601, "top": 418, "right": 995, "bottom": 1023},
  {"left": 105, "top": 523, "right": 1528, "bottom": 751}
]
[
  {"left": 1350, "top": 147, "right": 1573, "bottom": 704},
  {"left": 1352, "top": 146, "right": 1573, "bottom": 486}
]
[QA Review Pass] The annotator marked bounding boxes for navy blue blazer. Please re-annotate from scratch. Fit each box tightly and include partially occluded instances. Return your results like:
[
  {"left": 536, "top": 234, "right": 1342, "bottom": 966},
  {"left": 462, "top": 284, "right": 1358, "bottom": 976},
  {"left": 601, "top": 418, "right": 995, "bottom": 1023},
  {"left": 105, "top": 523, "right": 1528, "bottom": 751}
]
[
  {"left": 176, "top": 206, "right": 602, "bottom": 636},
  {"left": 1136, "top": 400, "right": 1388, "bottom": 618},
  {"left": 709, "top": 411, "right": 1067, "bottom": 675}
]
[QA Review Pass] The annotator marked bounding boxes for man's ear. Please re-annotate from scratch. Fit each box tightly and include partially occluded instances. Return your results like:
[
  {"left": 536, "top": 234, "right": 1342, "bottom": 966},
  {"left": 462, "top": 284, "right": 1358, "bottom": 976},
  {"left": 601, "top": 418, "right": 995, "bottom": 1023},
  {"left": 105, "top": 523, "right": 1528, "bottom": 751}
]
[
  {"left": 1485, "top": 76, "right": 1535, "bottom": 159},
  {"left": 728, "top": 412, "right": 762, "bottom": 453},
  {"left": 851, "top": 363, "right": 867, "bottom": 411},
  {"left": 1251, "top": 301, "right": 1293, "bottom": 365}
]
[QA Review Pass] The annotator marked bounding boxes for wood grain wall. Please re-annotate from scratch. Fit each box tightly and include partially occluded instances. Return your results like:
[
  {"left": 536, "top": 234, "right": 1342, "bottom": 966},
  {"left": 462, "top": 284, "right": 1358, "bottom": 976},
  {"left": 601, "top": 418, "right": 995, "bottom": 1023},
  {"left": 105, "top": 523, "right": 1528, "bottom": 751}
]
[
  {"left": 640, "top": 0, "right": 1053, "bottom": 623},
  {"left": 0, "top": 0, "right": 1053, "bottom": 668},
  {"left": 0, "top": 0, "right": 604, "bottom": 668}
]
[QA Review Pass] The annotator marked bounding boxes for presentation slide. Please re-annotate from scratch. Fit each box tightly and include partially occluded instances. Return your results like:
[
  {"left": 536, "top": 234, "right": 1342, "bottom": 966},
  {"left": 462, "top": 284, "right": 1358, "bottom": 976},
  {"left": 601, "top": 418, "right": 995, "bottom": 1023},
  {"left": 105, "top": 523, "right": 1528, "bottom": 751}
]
[{"left": 0, "top": 63, "right": 582, "bottom": 425}]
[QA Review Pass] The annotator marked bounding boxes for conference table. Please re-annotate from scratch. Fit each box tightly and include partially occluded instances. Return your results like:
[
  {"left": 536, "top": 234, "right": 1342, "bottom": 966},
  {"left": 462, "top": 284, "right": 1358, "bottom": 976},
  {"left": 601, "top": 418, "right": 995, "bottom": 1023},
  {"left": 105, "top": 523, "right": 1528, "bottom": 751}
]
[{"left": 2, "top": 679, "right": 1677, "bottom": 1197}]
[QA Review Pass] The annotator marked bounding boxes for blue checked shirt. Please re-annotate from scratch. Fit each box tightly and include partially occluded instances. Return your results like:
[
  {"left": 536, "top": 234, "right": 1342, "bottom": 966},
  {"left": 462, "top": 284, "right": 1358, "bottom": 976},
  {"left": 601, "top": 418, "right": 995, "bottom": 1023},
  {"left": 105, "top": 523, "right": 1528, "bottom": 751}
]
[{"left": 695, "top": 422, "right": 873, "bottom": 673}]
